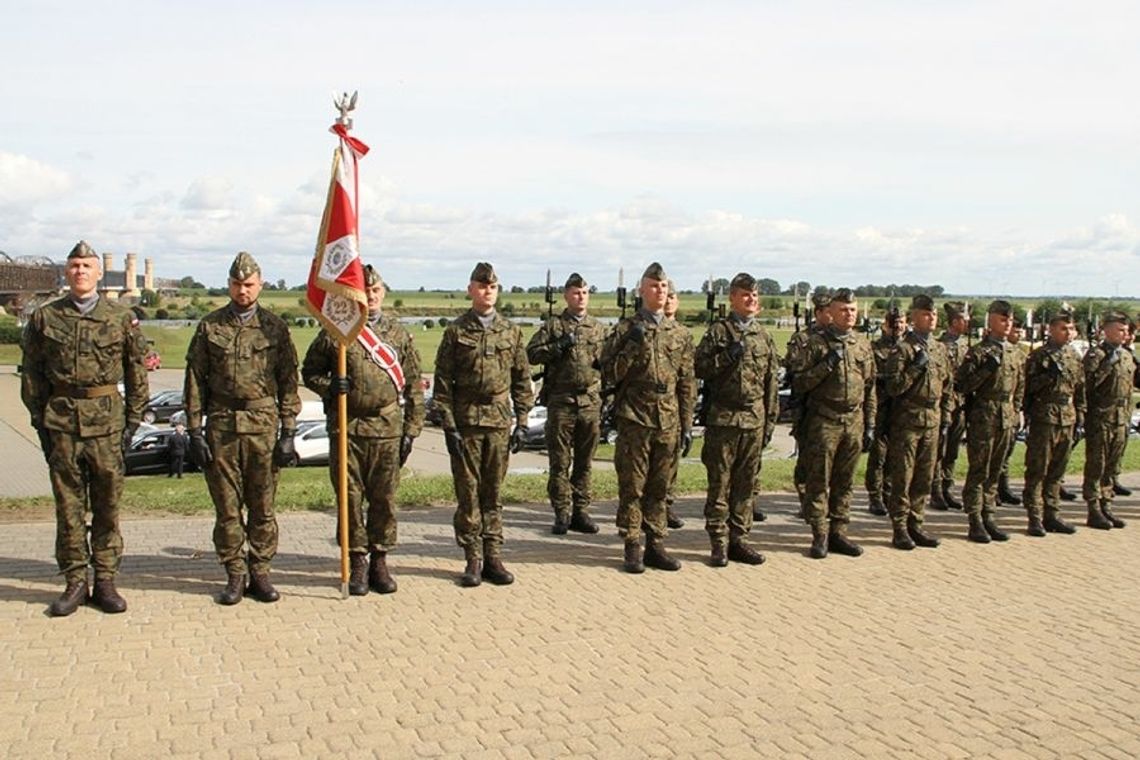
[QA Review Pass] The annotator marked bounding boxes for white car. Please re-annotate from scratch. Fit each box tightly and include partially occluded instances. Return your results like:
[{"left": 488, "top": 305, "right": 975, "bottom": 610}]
[{"left": 289, "top": 421, "right": 330, "bottom": 466}]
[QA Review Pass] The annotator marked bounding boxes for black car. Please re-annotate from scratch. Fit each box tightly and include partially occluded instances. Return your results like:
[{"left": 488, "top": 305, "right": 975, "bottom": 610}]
[
  {"left": 124, "top": 429, "right": 198, "bottom": 476},
  {"left": 142, "top": 389, "right": 185, "bottom": 424}
]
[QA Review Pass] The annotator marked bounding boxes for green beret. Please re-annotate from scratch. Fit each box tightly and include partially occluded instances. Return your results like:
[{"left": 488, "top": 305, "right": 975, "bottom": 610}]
[
  {"left": 641, "top": 262, "right": 667, "bottom": 281},
  {"left": 729, "top": 272, "right": 757, "bottom": 292},
  {"left": 909, "top": 294, "right": 935, "bottom": 312},
  {"left": 564, "top": 272, "right": 587, "bottom": 289},
  {"left": 229, "top": 251, "right": 261, "bottom": 281},
  {"left": 67, "top": 240, "right": 97, "bottom": 260},
  {"left": 943, "top": 301, "right": 966, "bottom": 319},
  {"left": 830, "top": 287, "right": 856, "bottom": 305},
  {"left": 363, "top": 264, "right": 381, "bottom": 287},
  {"left": 811, "top": 291, "right": 832, "bottom": 310},
  {"left": 469, "top": 261, "right": 498, "bottom": 284},
  {"left": 987, "top": 299, "right": 1013, "bottom": 317}
]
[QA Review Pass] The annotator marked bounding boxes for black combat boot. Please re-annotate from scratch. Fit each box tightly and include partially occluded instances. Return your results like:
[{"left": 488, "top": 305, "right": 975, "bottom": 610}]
[
  {"left": 868, "top": 495, "right": 888, "bottom": 516},
  {"left": 644, "top": 537, "right": 682, "bottom": 571},
  {"left": 369, "top": 551, "right": 397, "bottom": 594},
  {"left": 623, "top": 541, "right": 645, "bottom": 573},
  {"left": 907, "top": 516, "right": 940, "bottom": 548},
  {"left": 998, "top": 475, "right": 1022, "bottom": 506},
  {"left": 727, "top": 541, "right": 765, "bottom": 565},
  {"left": 460, "top": 556, "right": 482, "bottom": 587},
  {"left": 1026, "top": 514, "right": 1046, "bottom": 537},
  {"left": 982, "top": 512, "right": 1009, "bottom": 542},
  {"left": 752, "top": 504, "right": 767, "bottom": 522},
  {"left": 92, "top": 578, "right": 127, "bottom": 614},
  {"left": 1101, "top": 503, "right": 1126, "bottom": 529},
  {"left": 942, "top": 480, "right": 963, "bottom": 510},
  {"left": 1059, "top": 486, "right": 1077, "bottom": 502},
  {"left": 827, "top": 525, "right": 863, "bottom": 557},
  {"left": 1043, "top": 511, "right": 1076, "bottom": 534},
  {"left": 49, "top": 578, "right": 89, "bottom": 617},
  {"left": 246, "top": 572, "right": 280, "bottom": 603},
  {"left": 568, "top": 510, "right": 599, "bottom": 534},
  {"left": 1112, "top": 479, "right": 1132, "bottom": 497},
  {"left": 666, "top": 509, "right": 685, "bottom": 530},
  {"left": 929, "top": 483, "right": 948, "bottom": 510},
  {"left": 348, "top": 553, "right": 369, "bottom": 596},
  {"left": 1086, "top": 502, "right": 1112, "bottom": 530},
  {"left": 481, "top": 556, "right": 515, "bottom": 585},
  {"left": 217, "top": 573, "right": 245, "bottom": 605},
  {"left": 552, "top": 513, "right": 570, "bottom": 535},
  {"left": 967, "top": 513, "right": 991, "bottom": 543},
  {"left": 891, "top": 523, "right": 915, "bottom": 551},
  {"left": 809, "top": 525, "right": 828, "bottom": 559},
  {"left": 709, "top": 542, "right": 728, "bottom": 567}
]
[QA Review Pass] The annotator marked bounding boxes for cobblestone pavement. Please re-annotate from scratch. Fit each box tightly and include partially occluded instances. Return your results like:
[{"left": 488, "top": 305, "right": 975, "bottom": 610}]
[{"left": 1, "top": 474, "right": 1138, "bottom": 759}]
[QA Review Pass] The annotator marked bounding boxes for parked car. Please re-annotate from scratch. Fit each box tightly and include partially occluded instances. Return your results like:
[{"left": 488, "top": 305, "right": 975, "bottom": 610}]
[
  {"left": 142, "top": 389, "right": 185, "bottom": 424},
  {"left": 289, "top": 420, "right": 330, "bottom": 466},
  {"left": 513, "top": 406, "right": 548, "bottom": 449},
  {"left": 144, "top": 349, "right": 162, "bottom": 371},
  {"left": 124, "top": 429, "right": 198, "bottom": 476}
]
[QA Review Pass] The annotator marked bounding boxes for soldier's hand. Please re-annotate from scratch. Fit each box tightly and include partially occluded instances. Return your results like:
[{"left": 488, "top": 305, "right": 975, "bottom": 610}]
[
  {"left": 1104, "top": 348, "right": 1122, "bottom": 366},
  {"left": 399, "top": 434, "right": 415, "bottom": 466},
  {"left": 189, "top": 429, "right": 213, "bottom": 466},
  {"left": 627, "top": 323, "right": 646, "bottom": 345},
  {"left": 444, "top": 429, "right": 463, "bottom": 458},
  {"left": 274, "top": 430, "right": 296, "bottom": 467},
  {"left": 912, "top": 347, "right": 929, "bottom": 370},
  {"left": 1073, "top": 425, "right": 1084, "bottom": 444},
  {"left": 726, "top": 341, "right": 745, "bottom": 363},
  {"left": 984, "top": 352, "right": 1001, "bottom": 372},
  {"left": 556, "top": 332, "right": 576, "bottom": 353},
  {"left": 940, "top": 423, "right": 950, "bottom": 443},
  {"left": 862, "top": 426, "right": 875, "bottom": 453},
  {"left": 680, "top": 431, "right": 693, "bottom": 457},
  {"left": 826, "top": 345, "right": 845, "bottom": 369},
  {"left": 509, "top": 426, "right": 527, "bottom": 454},
  {"left": 121, "top": 424, "right": 138, "bottom": 452},
  {"left": 331, "top": 376, "right": 352, "bottom": 396},
  {"left": 762, "top": 428, "right": 774, "bottom": 449},
  {"left": 35, "top": 427, "right": 53, "bottom": 462}
]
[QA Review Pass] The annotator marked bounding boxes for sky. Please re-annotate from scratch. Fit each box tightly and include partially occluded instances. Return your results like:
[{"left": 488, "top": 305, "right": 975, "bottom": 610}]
[{"left": 1, "top": 0, "right": 1138, "bottom": 296}]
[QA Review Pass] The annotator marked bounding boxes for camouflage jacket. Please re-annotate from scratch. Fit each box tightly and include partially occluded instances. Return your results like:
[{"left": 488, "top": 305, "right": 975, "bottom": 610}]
[
  {"left": 783, "top": 324, "right": 824, "bottom": 430},
  {"left": 1083, "top": 342, "right": 1137, "bottom": 427},
  {"left": 183, "top": 304, "right": 301, "bottom": 434},
  {"left": 433, "top": 309, "right": 533, "bottom": 430},
  {"left": 526, "top": 310, "right": 605, "bottom": 411},
  {"left": 301, "top": 313, "right": 425, "bottom": 439},
  {"left": 601, "top": 310, "right": 696, "bottom": 433},
  {"left": 694, "top": 314, "right": 779, "bottom": 432},
  {"left": 937, "top": 331, "right": 968, "bottom": 414},
  {"left": 955, "top": 337, "right": 1023, "bottom": 431},
  {"left": 21, "top": 295, "right": 149, "bottom": 436},
  {"left": 884, "top": 332, "right": 952, "bottom": 430},
  {"left": 1024, "top": 341, "right": 1085, "bottom": 428},
  {"left": 788, "top": 326, "right": 877, "bottom": 428},
  {"left": 871, "top": 333, "right": 899, "bottom": 427}
]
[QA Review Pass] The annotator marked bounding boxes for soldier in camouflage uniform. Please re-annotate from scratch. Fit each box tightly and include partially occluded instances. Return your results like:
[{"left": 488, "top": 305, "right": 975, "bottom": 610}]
[
  {"left": 661, "top": 281, "right": 689, "bottom": 530},
  {"left": 882, "top": 295, "right": 951, "bottom": 550},
  {"left": 865, "top": 309, "right": 906, "bottom": 516},
  {"left": 996, "top": 318, "right": 1029, "bottom": 506},
  {"left": 1021, "top": 310, "right": 1084, "bottom": 536},
  {"left": 21, "top": 241, "right": 149, "bottom": 616},
  {"left": 434, "top": 262, "right": 533, "bottom": 587},
  {"left": 932, "top": 301, "right": 971, "bottom": 510},
  {"left": 955, "top": 300, "right": 1023, "bottom": 543},
  {"left": 1081, "top": 311, "right": 1137, "bottom": 530},
  {"left": 601, "top": 262, "right": 696, "bottom": 573},
  {"left": 694, "top": 273, "right": 779, "bottom": 566},
  {"left": 788, "top": 288, "right": 876, "bottom": 559},
  {"left": 1110, "top": 317, "right": 1138, "bottom": 497},
  {"left": 302, "top": 265, "right": 424, "bottom": 595},
  {"left": 784, "top": 291, "right": 833, "bottom": 517},
  {"left": 526, "top": 273, "right": 605, "bottom": 535},
  {"left": 184, "top": 252, "right": 302, "bottom": 605}
]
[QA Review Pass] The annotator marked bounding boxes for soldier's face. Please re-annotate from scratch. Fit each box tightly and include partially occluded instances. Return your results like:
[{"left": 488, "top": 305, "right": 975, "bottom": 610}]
[
  {"left": 729, "top": 287, "right": 759, "bottom": 319},
  {"left": 1049, "top": 322, "right": 1071, "bottom": 345},
  {"left": 65, "top": 257, "right": 102, "bottom": 298},
  {"left": 663, "top": 290, "right": 678, "bottom": 317},
  {"left": 468, "top": 280, "right": 498, "bottom": 313},
  {"left": 366, "top": 281, "right": 386, "bottom": 314},
  {"left": 911, "top": 310, "right": 935, "bottom": 334},
  {"left": 641, "top": 277, "right": 669, "bottom": 313},
  {"left": 815, "top": 309, "right": 832, "bottom": 326},
  {"left": 987, "top": 313, "right": 1011, "bottom": 340},
  {"left": 564, "top": 286, "right": 589, "bottom": 315},
  {"left": 829, "top": 301, "right": 857, "bottom": 331},
  {"left": 886, "top": 315, "right": 908, "bottom": 336},
  {"left": 1103, "top": 322, "right": 1126, "bottom": 345},
  {"left": 1009, "top": 326, "right": 1022, "bottom": 344},
  {"left": 229, "top": 274, "right": 263, "bottom": 308}
]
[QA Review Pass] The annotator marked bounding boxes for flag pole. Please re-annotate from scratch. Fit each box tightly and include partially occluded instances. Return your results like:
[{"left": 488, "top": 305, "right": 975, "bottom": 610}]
[{"left": 337, "top": 344, "right": 350, "bottom": 598}]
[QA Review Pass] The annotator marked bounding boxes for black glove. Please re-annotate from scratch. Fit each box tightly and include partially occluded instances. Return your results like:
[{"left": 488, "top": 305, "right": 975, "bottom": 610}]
[
  {"left": 444, "top": 429, "right": 463, "bottom": 458},
  {"left": 330, "top": 376, "right": 352, "bottom": 396},
  {"left": 762, "top": 428, "right": 773, "bottom": 449},
  {"left": 681, "top": 431, "right": 693, "bottom": 457},
  {"left": 36, "top": 427, "right": 53, "bottom": 462},
  {"left": 509, "top": 426, "right": 527, "bottom": 454},
  {"left": 940, "top": 423, "right": 950, "bottom": 443},
  {"left": 556, "top": 332, "right": 577, "bottom": 353},
  {"left": 1104, "top": 348, "right": 1121, "bottom": 366},
  {"left": 189, "top": 429, "right": 213, "bottom": 466},
  {"left": 984, "top": 352, "right": 1001, "bottom": 372},
  {"left": 399, "top": 434, "right": 415, "bottom": 466},
  {"left": 862, "top": 427, "right": 875, "bottom": 453},
  {"left": 627, "top": 323, "right": 646, "bottom": 345},
  {"left": 1073, "top": 425, "right": 1084, "bottom": 444},
  {"left": 912, "top": 347, "right": 929, "bottom": 370},
  {"left": 273, "top": 430, "right": 296, "bottom": 467},
  {"left": 726, "top": 341, "right": 745, "bottom": 363},
  {"left": 122, "top": 424, "right": 138, "bottom": 452},
  {"left": 826, "top": 346, "right": 845, "bottom": 369}
]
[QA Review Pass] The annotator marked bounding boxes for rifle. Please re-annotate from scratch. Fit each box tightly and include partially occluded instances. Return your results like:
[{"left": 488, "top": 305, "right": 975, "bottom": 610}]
[
  {"left": 696, "top": 279, "right": 719, "bottom": 426},
  {"left": 616, "top": 267, "right": 629, "bottom": 319},
  {"left": 544, "top": 268, "right": 555, "bottom": 320}
]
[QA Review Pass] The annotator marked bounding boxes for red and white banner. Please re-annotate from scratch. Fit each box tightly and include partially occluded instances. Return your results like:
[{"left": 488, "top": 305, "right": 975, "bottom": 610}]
[
  {"left": 357, "top": 326, "right": 406, "bottom": 394},
  {"left": 306, "top": 123, "right": 370, "bottom": 343}
]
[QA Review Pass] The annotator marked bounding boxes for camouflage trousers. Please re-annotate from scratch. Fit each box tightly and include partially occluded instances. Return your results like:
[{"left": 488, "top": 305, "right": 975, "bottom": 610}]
[
  {"left": 47, "top": 431, "right": 125, "bottom": 582},
  {"left": 545, "top": 404, "right": 600, "bottom": 519},
  {"left": 614, "top": 419, "right": 678, "bottom": 542},
  {"left": 962, "top": 423, "right": 1014, "bottom": 517},
  {"left": 701, "top": 425, "right": 763, "bottom": 547},
  {"left": 1082, "top": 419, "right": 1129, "bottom": 505},
  {"left": 863, "top": 426, "right": 891, "bottom": 502},
  {"left": 204, "top": 428, "right": 279, "bottom": 576},
  {"left": 938, "top": 406, "right": 967, "bottom": 483},
  {"left": 800, "top": 413, "right": 863, "bottom": 529},
  {"left": 886, "top": 423, "right": 938, "bottom": 527},
  {"left": 330, "top": 434, "right": 401, "bottom": 554},
  {"left": 664, "top": 434, "right": 682, "bottom": 509},
  {"left": 1023, "top": 422, "right": 1074, "bottom": 518},
  {"left": 449, "top": 426, "right": 509, "bottom": 559}
]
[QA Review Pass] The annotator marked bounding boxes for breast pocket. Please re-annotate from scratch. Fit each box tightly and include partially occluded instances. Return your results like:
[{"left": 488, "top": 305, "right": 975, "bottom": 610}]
[{"left": 89, "top": 325, "right": 125, "bottom": 381}]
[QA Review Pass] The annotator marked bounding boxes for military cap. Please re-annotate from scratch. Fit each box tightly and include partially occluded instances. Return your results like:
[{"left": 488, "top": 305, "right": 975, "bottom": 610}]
[
  {"left": 729, "top": 272, "right": 758, "bottom": 292},
  {"left": 229, "top": 251, "right": 261, "bottom": 280},
  {"left": 987, "top": 299, "right": 1013, "bottom": 317},
  {"left": 1048, "top": 310, "right": 1074, "bottom": 325},
  {"left": 67, "top": 240, "right": 97, "bottom": 259},
  {"left": 469, "top": 261, "right": 498, "bottom": 284},
  {"left": 830, "top": 287, "right": 856, "bottom": 304},
  {"left": 1012, "top": 317, "right": 1024, "bottom": 328},
  {"left": 909, "top": 294, "right": 935, "bottom": 312},
  {"left": 666, "top": 278, "right": 677, "bottom": 295},
  {"left": 943, "top": 301, "right": 966, "bottom": 319},
  {"left": 641, "top": 262, "right": 667, "bottom": 281},
  {"left": 811, "top": 291, "right": 832, "bottom": 310},
  {"left": 564, "top": 272, "right": 587, "bottom": 289},
  {"left": 1101, "top": 309, "right": 1129, "bottom": 326},
  {"left": 363, "top": 264, "right": 382, "bottom": 287}
]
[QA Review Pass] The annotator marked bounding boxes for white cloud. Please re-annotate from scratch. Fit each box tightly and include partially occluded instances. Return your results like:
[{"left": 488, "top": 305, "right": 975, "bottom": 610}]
[
  {"left": 0, "top": 152, "right": 73, "bottom": 206},
  {"left": 180, "top": 177, "right": 235, "bottom": 211}
]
